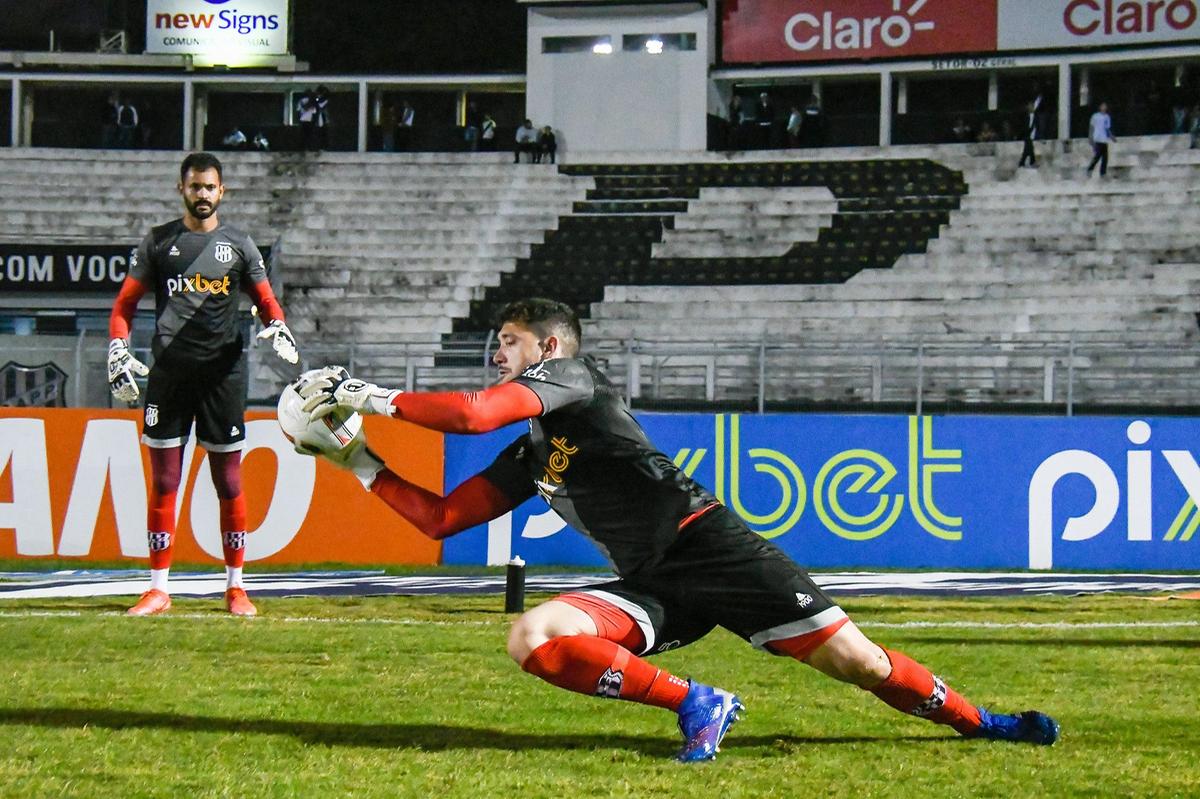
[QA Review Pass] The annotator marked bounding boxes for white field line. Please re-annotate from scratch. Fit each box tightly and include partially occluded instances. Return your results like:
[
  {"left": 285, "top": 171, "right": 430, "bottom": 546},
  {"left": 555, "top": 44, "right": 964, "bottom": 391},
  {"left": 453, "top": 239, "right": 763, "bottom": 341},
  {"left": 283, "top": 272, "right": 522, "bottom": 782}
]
[{"left": 0, "top": 609, "right": 1197, "bottom": 631}]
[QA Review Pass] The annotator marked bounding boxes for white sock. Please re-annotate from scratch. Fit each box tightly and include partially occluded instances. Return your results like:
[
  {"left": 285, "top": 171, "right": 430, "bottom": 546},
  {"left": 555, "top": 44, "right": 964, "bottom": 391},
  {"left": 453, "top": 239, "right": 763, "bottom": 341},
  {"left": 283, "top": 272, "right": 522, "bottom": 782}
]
[
  {"left": 150, "top": 568, "right": 169, "bottom": 592},
  {"left": 226, "top": 566, "right": 243, "bottom": 589}
]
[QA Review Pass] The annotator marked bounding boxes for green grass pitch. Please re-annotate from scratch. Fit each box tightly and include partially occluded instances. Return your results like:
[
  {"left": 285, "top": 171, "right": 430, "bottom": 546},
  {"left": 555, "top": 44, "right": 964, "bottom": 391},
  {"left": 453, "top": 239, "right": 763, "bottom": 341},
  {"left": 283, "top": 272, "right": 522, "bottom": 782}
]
[{"left": 0, "top": 593, "right": 1197, "bottom": 798}]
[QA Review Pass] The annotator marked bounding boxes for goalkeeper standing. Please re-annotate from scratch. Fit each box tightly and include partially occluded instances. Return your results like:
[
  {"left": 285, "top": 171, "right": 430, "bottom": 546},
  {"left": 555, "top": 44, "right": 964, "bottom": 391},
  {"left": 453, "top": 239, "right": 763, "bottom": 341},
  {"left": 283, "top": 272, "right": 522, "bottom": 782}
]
[{"left": 108, "top": 152, "right": 299, "bottom": 617}]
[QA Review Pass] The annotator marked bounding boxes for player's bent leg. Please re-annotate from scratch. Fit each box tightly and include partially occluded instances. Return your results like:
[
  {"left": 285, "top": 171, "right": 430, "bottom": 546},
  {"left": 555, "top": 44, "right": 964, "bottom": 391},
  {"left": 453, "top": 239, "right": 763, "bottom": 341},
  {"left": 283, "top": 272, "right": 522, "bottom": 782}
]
[
  {"left": 804, "top": 622, "right": 1058, "bottom": 745},
  {"left": 512, "top": 593, "right": 738, "bottom": 762}
]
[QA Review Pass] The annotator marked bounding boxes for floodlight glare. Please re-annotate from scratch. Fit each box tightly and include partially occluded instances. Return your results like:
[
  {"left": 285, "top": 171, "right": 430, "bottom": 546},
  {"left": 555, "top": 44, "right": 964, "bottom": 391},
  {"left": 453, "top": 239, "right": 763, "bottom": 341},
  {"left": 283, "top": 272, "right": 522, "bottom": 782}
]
[
  {"left": 593, "top": 42, "right": 613, "bottom": 54},
  {"left": 645, "top": 38, "right": 664, "bottom": 54}
]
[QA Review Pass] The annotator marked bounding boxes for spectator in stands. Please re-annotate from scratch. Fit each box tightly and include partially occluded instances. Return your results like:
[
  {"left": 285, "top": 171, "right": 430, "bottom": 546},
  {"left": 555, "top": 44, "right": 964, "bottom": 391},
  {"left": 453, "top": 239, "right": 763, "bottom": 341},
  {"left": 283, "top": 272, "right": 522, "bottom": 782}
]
[
  {"left": 729, "top": 95, "right": 755, "bottom": 150},
  {"left": 538, "top": 126, "right": 558, "bottom": 164},
  {"left": 464, "top": 101, "right": 482, "bottom": 151},
  {"left": 1170, "top": 79, "right": 1191, "bottom": 133},
  {"left": 222, "top": 127, "right": 248, "bottom": 149},
  {"left": 481, "top": 113, "right": 497, "bottom": 151},
  {"left": 297, "top": 88, "right": 318, "bottom": 151},
  {"left": 950, "top": 117, "right": 973, "bottom": 143},
  {"left": 1018, "top": 101, "right": 1039, "bottom": 168},
  {"left": 800, "top": 95, "right": 824, "bottom": 147},
  {"left": 514, "top": 119, "right": 539, "bottom": 163},
  {"left": 313, "top": 86, "right": 332, "bottom": 150},
  {"left": 756, "top": 91, "right": 776, "bottom": 149},
  {"left": 786, "top": 104, "right": 803, "bottom": 147},
  {"left": 116, "top": 95, "right": 139, "bottom": 149},
  {"left": 380, "top": 102, "right": 398, "bottom": 152},
  {"left": 1087, "top": 101, "right": 1116, "bottom": 178},
  {"left": 976, "top": 121, "right": 997, "bottom": 143},
  {"left": 399, "top": 100, "right": 415, "bottom": 150},
  {"left": 253, "top": 131, "right": 270, "bottom": 151},
  {"left": 100, "top": 92, "right": 119, "bottom": 148},
  {"left": 1188, "top": 103, "right": 1200, "bottom": 149}
]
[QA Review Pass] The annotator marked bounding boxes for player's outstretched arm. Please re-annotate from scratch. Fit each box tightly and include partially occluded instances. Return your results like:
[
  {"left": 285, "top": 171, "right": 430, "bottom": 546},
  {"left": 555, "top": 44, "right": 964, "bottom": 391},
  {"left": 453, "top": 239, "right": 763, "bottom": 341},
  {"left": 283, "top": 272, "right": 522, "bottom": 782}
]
[
  {"left": 370, "top": 472, "right": 518, "bottom": 541},
  {"left": 300, "top": 369, "right": 543, "bottom": 434}
]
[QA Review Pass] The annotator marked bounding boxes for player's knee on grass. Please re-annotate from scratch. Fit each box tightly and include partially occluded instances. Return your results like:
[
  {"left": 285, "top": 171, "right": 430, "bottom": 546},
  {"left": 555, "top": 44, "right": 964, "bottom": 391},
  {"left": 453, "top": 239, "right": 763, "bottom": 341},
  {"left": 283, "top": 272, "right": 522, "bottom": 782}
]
[
  {"left": 803, "top": 621, "right": 892, "bottom": 688},
  {"left": 506, "top": 600, "right": 599, "bottom": 665}
]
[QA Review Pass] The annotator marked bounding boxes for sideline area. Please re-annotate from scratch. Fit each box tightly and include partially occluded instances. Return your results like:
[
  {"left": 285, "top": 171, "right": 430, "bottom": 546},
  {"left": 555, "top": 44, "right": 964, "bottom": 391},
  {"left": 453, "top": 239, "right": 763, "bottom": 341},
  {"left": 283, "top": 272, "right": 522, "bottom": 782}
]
[{"left": 1, "top": 570, "right": 1199, "bottom": 600}]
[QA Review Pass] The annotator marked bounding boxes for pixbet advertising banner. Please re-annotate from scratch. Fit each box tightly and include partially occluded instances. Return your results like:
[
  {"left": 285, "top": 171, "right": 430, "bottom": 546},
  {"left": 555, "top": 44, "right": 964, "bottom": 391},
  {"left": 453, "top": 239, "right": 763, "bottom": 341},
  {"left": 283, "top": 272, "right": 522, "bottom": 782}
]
[
  {"left": 146, "top": 0, "right": 289, "bottom": 57},
  {"left": 721, "top": 0, "right": 1199, "bottom": 64},
  {"left": 443, "top": 413, "right": 1200, "bottom": 571},
  {"left": 0, "top": 409, "right": 441, "bottom": 565}
]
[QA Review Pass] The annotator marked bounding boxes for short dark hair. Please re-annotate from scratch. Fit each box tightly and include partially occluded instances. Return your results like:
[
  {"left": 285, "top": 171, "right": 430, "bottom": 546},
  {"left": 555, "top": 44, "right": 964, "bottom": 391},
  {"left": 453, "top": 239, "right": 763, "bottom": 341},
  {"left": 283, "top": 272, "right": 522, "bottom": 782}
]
[
  {"left": 496, "top": 298, "right": 582, "bottom": 356},
  {"left": 180, "top": 152, "right": 223, "bottom": 182}
]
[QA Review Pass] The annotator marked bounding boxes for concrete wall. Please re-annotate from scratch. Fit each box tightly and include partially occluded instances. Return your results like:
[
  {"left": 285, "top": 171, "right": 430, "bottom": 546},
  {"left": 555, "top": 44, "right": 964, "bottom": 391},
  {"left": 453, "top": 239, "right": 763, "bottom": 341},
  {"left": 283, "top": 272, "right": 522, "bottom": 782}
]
[{"left": 525, "top": 2, "right": 708, "bottom": 155}]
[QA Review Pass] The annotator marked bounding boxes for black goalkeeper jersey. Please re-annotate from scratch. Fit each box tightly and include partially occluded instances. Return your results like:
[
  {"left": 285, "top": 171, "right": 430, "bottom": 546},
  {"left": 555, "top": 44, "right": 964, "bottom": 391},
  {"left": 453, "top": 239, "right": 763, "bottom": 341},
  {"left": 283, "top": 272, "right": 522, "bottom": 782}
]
[
  {"left": 130, "top": 219, "right": 267, "bottom": 364},
  {"left": 480, "top": 357, "right": 719, "bottom": 577}
]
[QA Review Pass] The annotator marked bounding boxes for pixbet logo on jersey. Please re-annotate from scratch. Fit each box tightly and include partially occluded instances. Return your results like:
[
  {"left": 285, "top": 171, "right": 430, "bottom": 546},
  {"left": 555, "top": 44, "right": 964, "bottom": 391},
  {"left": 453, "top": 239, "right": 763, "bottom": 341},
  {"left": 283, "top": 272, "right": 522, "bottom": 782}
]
[{"left": 167, "top": 272, "right": 231, "bottom": 296}]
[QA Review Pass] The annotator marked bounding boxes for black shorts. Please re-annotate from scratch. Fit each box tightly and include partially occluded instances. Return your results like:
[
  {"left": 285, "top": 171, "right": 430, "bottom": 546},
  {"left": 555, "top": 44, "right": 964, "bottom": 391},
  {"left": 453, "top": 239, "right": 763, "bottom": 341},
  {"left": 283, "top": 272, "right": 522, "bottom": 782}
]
[
  {"left": 563, "top": 506, "right": 846, "bottom": 657},
  {"left": 141, "top": 346, "right": 247, "bottom": 452}
]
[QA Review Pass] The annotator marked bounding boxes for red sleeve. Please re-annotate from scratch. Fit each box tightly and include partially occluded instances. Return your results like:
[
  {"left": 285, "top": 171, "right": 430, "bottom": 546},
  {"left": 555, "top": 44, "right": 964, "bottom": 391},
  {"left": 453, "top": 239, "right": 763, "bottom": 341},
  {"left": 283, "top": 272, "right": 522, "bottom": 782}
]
[
  {"left": 109, "top": 276, "right": 147, "bottom": 340},
  {"left": 388, "top": 381, "right": 544, "bottom": 434},
  {"left": 245, "top": 279, "right": 285, "bottom": 325},
  {"left": 370, "top": 472, "right": 517, "bottom": 540}
]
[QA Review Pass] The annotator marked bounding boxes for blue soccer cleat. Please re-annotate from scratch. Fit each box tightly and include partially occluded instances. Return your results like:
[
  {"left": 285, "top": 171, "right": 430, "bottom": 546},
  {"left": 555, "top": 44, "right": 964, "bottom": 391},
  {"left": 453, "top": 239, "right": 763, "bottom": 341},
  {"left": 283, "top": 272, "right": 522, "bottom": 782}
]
[
  {"left": 974, "top": 708, "right": 1060, "bottom": 745},
  {"left": 675, "top": 681, "right": 745, "bottom": 763}
]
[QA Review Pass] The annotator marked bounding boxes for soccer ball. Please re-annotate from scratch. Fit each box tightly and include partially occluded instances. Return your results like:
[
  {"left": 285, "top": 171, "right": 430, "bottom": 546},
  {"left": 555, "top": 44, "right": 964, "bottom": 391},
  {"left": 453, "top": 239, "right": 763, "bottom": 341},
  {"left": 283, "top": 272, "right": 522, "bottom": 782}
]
[{"left": 277, "top": 370, "right": 366, "bottom": 466}]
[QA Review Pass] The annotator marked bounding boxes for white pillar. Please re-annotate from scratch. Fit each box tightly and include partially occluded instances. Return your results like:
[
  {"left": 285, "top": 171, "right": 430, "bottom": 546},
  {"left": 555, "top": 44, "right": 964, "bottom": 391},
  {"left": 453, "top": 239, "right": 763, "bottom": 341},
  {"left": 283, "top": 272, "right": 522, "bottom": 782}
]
[
  {"left": 987, "top": 71, "right": 999, "bottom": 110},
  {"left": 880, "top": 71, "right": 893, "bottom": 147},
  {"left": 182, "top": 80, "right": 194, "bottom": 151},
  {"left": 896, "top": 76, "right": 908, "bottom": 114},
  {"left": 20, "top": 86, "right": 33, "bottom": 147},
  {"left": 1058, "top": 62, "right": 1071, "bottom": 140},
  {"left": 194, "top": 89, "right": 208, "bottom": 151},
  {"left": 357, "top": 80, "right": 368, "bottom": 152},
  {"left": 9, "top": 78, "right": 18, "bottom": 147}
]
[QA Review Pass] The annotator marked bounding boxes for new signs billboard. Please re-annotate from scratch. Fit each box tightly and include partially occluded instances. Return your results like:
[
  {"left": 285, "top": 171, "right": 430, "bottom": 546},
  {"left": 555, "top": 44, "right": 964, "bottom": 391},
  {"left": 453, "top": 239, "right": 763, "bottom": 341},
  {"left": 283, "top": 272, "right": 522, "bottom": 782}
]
[{"left": 146, "top": 0, "right": 289, "bottom": 57}]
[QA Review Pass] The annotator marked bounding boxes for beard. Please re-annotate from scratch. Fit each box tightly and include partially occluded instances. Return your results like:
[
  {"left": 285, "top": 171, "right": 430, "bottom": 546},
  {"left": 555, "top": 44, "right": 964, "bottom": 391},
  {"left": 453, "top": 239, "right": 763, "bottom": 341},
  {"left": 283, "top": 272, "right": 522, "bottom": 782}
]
[{"left": 185, "top": 197, "right": 218, "bottom": 220}]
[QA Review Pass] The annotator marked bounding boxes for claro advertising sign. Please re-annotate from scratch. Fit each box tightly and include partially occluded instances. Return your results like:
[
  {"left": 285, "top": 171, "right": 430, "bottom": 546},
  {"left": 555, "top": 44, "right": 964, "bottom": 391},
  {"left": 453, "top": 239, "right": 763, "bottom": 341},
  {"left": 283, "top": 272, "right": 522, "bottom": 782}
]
[
  {"left": 721, "top": 0, "right": 1200, "bottom": 64},
  {"left": 443, "top": 413, "right": 1200, "bottom": 571},
  {"left": 145, "top": 0, "right": 289, "bottom": 57}
]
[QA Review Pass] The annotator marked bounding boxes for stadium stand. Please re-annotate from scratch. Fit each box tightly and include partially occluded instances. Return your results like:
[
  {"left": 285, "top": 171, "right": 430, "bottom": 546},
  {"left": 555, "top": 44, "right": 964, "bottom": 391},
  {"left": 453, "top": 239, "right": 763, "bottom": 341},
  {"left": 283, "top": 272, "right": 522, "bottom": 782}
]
[{"left": 2, "top": 135, "right": 1199, "bottom": 407}]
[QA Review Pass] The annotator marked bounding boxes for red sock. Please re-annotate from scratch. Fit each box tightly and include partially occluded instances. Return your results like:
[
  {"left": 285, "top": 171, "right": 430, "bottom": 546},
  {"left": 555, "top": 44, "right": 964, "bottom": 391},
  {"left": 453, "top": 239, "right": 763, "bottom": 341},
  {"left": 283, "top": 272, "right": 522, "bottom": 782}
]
[
  {"left": 219, "top": 494, "right": 247, "bottom": 568},
  {"left": 147, "top": 489, "right": 175, "bottom": 570},
  {"left": 522, "top": 636, "right": 690, "bottom": 711},
  {"left": 870, "top": 648, "right": 981, "bottom": 735}
]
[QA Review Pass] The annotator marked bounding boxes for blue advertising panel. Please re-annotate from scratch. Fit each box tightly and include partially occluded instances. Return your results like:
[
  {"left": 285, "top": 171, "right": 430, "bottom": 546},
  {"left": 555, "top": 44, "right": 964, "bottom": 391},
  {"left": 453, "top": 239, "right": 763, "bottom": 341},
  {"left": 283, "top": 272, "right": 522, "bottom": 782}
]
[{"left": 441, "top": 414, "right": 1200, "bottom": 571}]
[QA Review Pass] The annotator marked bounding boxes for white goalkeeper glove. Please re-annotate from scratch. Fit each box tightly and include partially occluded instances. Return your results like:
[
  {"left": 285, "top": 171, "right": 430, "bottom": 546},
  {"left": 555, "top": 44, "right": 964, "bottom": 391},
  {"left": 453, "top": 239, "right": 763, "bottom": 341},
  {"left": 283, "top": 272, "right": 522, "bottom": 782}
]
[
  {"left": 297, "top": 366, "right": 402, "bottom": 421},
  {"left": 107, "top": 338, "right": 149, "bottom": 403},
  {"left": 256, "top": 319, "right": 299, "bottom": 364}
]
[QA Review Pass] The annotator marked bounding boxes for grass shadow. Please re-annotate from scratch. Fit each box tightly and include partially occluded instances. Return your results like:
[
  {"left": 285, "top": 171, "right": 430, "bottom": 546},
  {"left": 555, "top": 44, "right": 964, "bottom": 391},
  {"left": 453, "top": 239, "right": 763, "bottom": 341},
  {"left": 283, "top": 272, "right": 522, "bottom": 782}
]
[{"left": 0, "top": 706, "right": 947, "bottom": 755}]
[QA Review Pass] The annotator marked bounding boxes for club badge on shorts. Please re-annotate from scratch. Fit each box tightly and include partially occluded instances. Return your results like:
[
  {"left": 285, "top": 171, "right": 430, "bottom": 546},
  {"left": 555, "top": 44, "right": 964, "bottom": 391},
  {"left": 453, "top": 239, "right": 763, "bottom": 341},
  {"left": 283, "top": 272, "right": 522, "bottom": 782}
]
[{"left": 145, "top": 404, "right": 159, "bottom": 427}]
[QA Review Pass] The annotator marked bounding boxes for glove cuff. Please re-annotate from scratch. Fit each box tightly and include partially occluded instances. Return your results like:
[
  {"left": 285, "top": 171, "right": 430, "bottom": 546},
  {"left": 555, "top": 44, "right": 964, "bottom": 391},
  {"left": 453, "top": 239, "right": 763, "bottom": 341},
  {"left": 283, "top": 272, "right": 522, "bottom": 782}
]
[{"left": 365, "top": 388, "right": 402, "bottom": 416}]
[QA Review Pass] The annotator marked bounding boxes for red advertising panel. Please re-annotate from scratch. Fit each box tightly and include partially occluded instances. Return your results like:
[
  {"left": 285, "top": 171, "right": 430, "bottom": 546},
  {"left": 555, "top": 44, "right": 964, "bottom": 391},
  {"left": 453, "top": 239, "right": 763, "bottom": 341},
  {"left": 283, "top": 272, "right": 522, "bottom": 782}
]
[
  {"left": 722, "top": 0, "right": 1000, "bottom": 64},
  {"left": 0, "top": 409, "right": 442, "bottom": 566}
]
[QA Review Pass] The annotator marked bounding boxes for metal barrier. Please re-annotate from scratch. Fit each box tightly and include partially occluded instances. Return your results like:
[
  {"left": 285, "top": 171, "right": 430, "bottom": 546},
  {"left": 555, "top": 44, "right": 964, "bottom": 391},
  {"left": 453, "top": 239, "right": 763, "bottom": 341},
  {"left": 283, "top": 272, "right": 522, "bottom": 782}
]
[{"left": 5, "top": 331, "right": 1199, "bottom": 414}]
